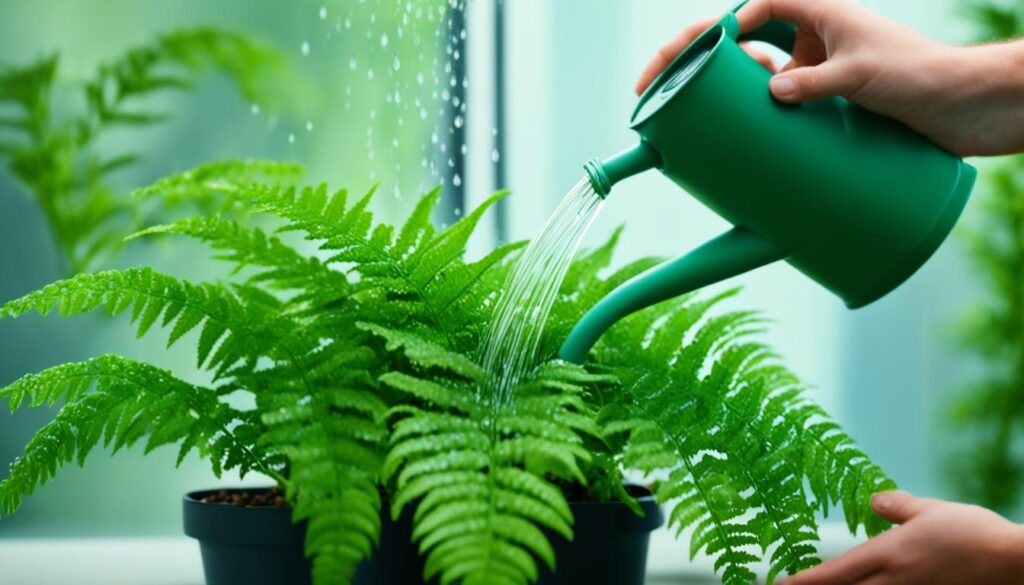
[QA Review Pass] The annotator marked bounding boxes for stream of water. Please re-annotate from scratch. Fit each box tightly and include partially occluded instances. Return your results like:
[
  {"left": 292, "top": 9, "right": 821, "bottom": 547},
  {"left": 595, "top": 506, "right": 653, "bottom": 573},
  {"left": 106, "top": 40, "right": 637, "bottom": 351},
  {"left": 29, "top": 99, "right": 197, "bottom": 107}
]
[{"left": 479, "top": 177, "right": 605, "bottom": 405}]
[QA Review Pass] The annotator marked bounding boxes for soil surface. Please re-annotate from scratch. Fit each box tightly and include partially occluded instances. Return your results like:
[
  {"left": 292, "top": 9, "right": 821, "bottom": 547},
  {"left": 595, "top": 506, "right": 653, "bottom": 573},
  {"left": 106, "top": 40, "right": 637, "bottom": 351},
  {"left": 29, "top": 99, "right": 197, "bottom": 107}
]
[
  {"left": 199, "top": 483, "right": 652, "bottom": 508},
  {"left": 200, "top": 487, "right": 289, "bottom": 508}
]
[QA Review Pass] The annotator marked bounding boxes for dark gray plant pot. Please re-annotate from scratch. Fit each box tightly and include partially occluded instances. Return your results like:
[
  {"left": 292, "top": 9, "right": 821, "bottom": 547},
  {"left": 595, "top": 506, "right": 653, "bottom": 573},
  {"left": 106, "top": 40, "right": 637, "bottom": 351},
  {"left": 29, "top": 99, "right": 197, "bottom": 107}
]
[{"left": 184, "top": 487, "right": 664, "bottom": 585}]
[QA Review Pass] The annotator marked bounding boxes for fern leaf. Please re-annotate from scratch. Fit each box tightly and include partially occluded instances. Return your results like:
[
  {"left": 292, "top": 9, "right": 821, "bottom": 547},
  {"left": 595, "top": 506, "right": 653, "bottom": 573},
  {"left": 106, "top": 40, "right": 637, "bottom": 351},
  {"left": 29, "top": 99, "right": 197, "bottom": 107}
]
[
  {"left": 0, "top": 355, "right": 272, "bottom": 515},
  {"left": 594, "top": 292, "right": 896, "bottom": 583},
  {"left": 383, "top": 333, "right": 600, "bottom": 585}
]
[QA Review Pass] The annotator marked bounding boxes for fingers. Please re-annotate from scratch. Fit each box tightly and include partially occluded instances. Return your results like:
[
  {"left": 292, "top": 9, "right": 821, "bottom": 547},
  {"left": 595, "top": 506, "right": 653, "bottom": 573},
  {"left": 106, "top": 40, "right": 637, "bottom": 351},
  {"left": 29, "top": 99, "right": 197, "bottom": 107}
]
[
  {"left": 740, "top": 43, "right": 779, "bottom": 73},
  {"left": 871, "top": 491, "right": 942, "bottom": 525},
  {"left": 768, "top": 61, "right": 848, "bottom": 102},
  {"left": 777, "top": 533, "right": 893, "bottom": 585},
  {"left": 736, "top": 0, "right": 832, "bottom": 35},
  {"left": 854, "top": 573, "right": 892, "bottom": 585},
  {"left": 635, "top": 16, "right": 718, "bottom": 95}
]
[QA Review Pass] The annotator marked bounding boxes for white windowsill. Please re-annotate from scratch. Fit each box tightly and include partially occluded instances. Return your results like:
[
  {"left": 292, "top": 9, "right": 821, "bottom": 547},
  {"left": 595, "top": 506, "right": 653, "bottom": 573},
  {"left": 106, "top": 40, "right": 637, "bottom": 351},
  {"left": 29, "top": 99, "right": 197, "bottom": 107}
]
[{"left": 0, "top": 523, "right": 864, "bottom": 585}]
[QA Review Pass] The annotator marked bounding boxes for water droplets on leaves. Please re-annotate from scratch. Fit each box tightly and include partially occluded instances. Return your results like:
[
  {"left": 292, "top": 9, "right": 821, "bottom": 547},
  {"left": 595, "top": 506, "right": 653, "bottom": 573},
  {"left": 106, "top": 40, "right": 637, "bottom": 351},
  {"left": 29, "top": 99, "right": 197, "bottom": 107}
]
[
  {"left": 319, "top": 5, "right": 327, "bottom": 19},
  {"left": 491, "top": 149, "right": 501, "bottom": 163},
  {"left": 453, "top": 115, "right": 463, "bottom": 129},
  {"left": 306, "top": 120, "right": 314, "bottom": 132},
  {"left": 393, "top": 55, "right": 401, "bottom": 71},
  {"left": 250, "top": 104, "right": 260, "bottom": 115},
  {"left": 380, "top": 33, "right": 389, "bottom": 48},
  {"left": 288, "top": 133, "right": 295, "bottom": 144},
  {"left": 349, "top": 57, "right": 358, "bottom": 70},
  {"left": 300, "top": 41, "right": 310, "bottom": 56},
  {"left": 453, "top": 174, "right": 462, "bottom": 187}
]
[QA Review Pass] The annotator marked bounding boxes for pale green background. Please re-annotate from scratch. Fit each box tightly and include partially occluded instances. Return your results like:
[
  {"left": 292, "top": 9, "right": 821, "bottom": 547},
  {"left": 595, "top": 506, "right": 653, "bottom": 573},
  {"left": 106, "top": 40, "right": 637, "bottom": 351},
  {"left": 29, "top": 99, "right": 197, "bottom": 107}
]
[{"left": 1, "top": 0, "right": 1016, "bottom": 543}]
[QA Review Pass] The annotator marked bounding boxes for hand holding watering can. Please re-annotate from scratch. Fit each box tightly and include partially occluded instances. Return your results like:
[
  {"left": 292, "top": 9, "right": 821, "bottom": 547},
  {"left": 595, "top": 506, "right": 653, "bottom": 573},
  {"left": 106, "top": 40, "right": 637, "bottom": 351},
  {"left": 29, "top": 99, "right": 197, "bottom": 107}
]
[{"left": 567, "top": 1, "right": 1024, "bottom": 584}]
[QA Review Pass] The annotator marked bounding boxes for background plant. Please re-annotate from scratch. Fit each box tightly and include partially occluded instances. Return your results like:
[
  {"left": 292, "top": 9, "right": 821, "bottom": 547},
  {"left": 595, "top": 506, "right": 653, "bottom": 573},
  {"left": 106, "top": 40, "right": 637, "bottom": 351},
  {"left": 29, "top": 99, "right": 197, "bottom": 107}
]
[
  {"left": 944, "top": 0, "right": 1024, "bottom": 513},
  {"left": 0, "top": 28, "right": 289, "bottom": 274},
  {"left": 0, "top": 160, "right": 894, "bottom": 585}
]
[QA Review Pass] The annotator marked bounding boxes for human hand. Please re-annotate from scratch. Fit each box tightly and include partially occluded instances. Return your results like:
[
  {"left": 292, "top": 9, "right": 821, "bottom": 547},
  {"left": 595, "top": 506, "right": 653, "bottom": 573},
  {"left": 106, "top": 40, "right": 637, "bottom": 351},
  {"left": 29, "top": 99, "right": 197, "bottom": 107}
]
[
  {"left": 778, "top": 491, "right": 1024, "bottom": 585},
  {"left": 636, "top": 0, "right": 1024, "bottom": 157}
]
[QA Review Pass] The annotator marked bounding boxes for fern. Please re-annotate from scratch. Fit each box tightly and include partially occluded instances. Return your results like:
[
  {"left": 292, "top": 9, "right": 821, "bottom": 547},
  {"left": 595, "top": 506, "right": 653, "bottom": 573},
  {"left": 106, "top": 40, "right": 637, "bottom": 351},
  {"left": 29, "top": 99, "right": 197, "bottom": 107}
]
[
  {"left": 1, "top": 159, "right": 896, "bottom": 585},
  {"left": 134, "top": 164, "right": 526, "bottom": 353},
  {"left": 0, "top": 355, "right": 275, "bottom": 514},
  {"left": 373, "top": 328, "right": 604, "bottom": 585},
  {"left": 0, "top": 29, "right": 290, "bottom": 273},
  {"left": 588, "top": 292, "right": 893, "bottom": 583}
]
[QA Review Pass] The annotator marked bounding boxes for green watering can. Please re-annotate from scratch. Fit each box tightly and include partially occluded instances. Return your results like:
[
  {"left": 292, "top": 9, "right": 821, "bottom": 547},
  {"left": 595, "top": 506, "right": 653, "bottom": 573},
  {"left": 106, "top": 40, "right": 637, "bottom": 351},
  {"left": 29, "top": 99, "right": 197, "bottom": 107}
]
[{"left": 559, "top": 2, "right": 976, "bottom": 363}]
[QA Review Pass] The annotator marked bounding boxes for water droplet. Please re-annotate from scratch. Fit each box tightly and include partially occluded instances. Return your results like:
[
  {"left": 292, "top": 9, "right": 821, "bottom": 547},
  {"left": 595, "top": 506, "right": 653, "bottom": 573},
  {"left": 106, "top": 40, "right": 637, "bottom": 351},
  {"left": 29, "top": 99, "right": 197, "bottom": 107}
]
[
  {"left": 380, "top": 33, "right": 389, "bottom": 47},
  {"left": 454, "top": 207, "right": 462, "bottom": 216},
  {"left": 394, "top": 90, "right": 402, "bottom": 103},
  {"left": 301, "top": 41, "right": 310, "bottom": 56},
  {"left": 491, "top": 149, "right": 501, "bottom": 163},
  {"left": 417, "top": 72, "right": 425, "bottom": 84},
  {"left": 288, "top": 133, "right": 296, "bottom": 144},
  {"left": 306, "top": 120, "right": 314, "bottom": 131},
  {"left": 319, "top": 5, "right": 327, "bottom": 19},
  {"left": 453, "top": 174, "right": 462, "bottom": 187},
  {"left": 394, "top": 184, "right": 402, "bottom": 199},
  {"left": 368, "top": 69, "right": 375, "bottom": 80},
  {"left": 453, "top": 115, "right": 463, "bottom": 128},
  {"left": 393, "top": 55, "right": 401, "bottom": 71},
  {"left": 250, "top": 104, "right": 260, "bottom": 115},
  {"left": 431, "top": 132, "right": 438, "bottom": 144},
  {"left": 344, "top": 17, "right": 352, "bottom": 29},
  {"left": 420, "top": 107, "right": 428, "bottom": 119},
  {"left": 349, "top": 57, "right": 358, "bottom": 70},
  {"left": 460, "top": 144, "right": 468, "bottom": 155}
]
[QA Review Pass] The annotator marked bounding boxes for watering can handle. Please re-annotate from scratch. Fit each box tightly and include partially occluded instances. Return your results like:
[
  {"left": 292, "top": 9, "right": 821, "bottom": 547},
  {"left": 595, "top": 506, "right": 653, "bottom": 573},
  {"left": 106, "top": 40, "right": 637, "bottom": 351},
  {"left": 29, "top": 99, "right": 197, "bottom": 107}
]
[
  {"left": 559, "top": 226, "right": 787, "bottom": 363},
  {"left": 722, "top": 1, "right": 798, "bottom": 54}
]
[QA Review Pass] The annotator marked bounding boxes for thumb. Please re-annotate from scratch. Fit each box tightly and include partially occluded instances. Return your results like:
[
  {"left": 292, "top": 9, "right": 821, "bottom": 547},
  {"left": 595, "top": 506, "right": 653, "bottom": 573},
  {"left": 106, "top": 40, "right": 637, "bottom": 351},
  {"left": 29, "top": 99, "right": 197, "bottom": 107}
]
[
  {"left": 769, "top": 62, "right": 848, "bottom": 103},
  {"left": 871, "top": 491, "right": 938, "bottom": 525}
]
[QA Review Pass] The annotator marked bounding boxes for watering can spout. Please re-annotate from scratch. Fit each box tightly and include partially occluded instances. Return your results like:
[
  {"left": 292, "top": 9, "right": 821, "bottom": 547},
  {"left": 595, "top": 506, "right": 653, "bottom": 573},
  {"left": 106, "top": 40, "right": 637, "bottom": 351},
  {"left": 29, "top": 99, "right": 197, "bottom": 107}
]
[
  {"left": 584, "top": 141, "right": 662, "bottom": 198},
  {"left": 559, "top": 227, "right": 786, "bottom": 363}
]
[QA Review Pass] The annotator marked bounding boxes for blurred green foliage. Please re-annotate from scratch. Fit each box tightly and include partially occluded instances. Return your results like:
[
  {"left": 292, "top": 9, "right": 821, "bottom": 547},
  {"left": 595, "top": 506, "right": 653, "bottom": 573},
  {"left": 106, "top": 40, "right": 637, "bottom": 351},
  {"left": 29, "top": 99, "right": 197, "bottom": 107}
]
[
  {"left": 947, "top": 0, "right": 1024, "bottom": 512},
  {"left": 0, "top": 28, "right": 289, "bottom": 275}
]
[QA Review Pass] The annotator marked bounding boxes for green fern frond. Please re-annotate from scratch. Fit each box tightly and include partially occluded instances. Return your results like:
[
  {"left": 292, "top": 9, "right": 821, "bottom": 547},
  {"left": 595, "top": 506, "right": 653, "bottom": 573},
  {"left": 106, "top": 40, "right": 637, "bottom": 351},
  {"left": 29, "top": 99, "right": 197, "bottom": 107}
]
[
  {"left": 129, "top": 216, "right": 348, "bottom": 305},
  {"left": 0, "top": 28, "right": 294, "bottom": 274},
  {"left": 594, "top": 291, "right": 896, "bottom": 583},
  {"left": 380, "top": 327, "right": 605, "bottom": 585},
  {"left": 258, "top": 359, "right": 386, "bottom": 583},
  {"left": 0, "top": 267, "right": 296, "bottom": 375},
  {"left": 136, "top": 166, "right": 522, "bottom": 351},
  {"left": 0, "top": 355, "right": 274, "bottom": 515}
]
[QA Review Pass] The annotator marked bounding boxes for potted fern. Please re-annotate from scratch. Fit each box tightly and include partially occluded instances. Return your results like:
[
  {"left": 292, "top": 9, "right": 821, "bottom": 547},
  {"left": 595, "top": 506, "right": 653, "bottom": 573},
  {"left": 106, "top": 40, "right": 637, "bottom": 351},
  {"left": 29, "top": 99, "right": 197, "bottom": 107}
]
[{"left": 0, "top": 161, "right": 895, "bottom": 585}]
